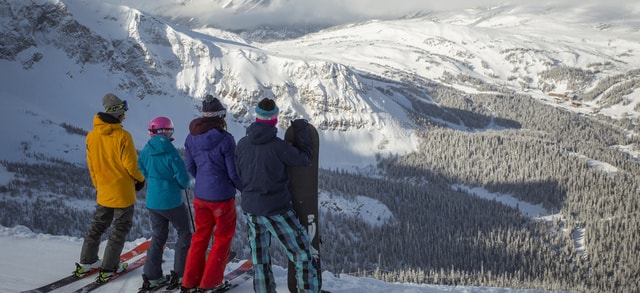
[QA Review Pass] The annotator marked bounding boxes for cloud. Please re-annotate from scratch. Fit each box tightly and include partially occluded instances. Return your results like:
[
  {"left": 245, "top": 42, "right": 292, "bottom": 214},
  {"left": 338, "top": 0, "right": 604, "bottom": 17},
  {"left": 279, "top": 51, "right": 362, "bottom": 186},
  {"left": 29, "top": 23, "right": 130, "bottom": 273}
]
[{"left": 100, "top": 0, "right": 640, "bottom": 30}]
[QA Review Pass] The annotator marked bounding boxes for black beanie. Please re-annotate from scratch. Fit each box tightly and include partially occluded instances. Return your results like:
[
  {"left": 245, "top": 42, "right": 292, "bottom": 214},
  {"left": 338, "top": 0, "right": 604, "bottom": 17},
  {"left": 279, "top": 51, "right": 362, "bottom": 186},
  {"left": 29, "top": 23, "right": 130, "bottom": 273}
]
[{"left": 202, "top": 94, "right": 226, "bottom": 118}]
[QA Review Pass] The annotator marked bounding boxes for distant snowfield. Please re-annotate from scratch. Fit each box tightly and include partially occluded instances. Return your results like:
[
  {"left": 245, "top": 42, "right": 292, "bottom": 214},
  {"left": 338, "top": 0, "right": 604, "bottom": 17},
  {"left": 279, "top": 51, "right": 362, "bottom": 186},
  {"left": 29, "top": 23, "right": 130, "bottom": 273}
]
[
  {"left": 617, "top": 144, "right": 640, "bottom": 159},
  {"left": 0, "top": 165, "right": 14, "bottom": 186},
  {"left": 452, "top": 184, "right": 548, "bottom": 217},
  {"left": 320, "top": 190, "right": 394, "bottom": 226},
  {"left": 0, "top": 225, "right": 566, "bottom": 293},
  {"left": 453, "top": 185, "right": 588, "bottom": 258},
  {"left": 568, "top": 152, "right": 619, "bottom": 175},
  {"left": 324, "top": 180, "right": 558, "bottom": 228}
]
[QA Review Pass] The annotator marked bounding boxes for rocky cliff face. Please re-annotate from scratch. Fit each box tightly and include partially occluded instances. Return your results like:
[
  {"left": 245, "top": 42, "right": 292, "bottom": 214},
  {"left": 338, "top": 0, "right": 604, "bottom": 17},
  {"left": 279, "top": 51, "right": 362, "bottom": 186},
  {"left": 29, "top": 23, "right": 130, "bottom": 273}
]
[
  {"left": 2, "top": 0, "right": 639, "bottom": 166},
  {"left": 1, "top": 0, "right": 416, "bottom": 134}
]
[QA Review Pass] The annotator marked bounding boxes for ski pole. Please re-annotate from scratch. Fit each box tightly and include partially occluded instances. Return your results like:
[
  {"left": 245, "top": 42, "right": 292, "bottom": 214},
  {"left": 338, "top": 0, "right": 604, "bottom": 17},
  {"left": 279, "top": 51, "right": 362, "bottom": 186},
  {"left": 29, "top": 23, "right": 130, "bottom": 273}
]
[{"left": 184, "top": 189, "right": 195, "bottom": 232}]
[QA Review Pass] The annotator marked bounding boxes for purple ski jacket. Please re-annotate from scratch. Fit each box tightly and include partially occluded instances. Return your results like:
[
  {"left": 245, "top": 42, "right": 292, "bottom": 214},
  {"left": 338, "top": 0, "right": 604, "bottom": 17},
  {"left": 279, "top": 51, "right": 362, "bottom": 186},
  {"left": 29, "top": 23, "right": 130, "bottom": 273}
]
[{"left": 184, "top": 118, "right": 242, "bottom": 201}]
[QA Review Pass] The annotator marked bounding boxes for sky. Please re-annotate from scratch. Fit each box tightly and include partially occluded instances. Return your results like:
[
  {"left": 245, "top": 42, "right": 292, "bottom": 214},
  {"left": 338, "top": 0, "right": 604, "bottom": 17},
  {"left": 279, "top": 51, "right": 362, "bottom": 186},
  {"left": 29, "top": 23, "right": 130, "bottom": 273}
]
[{"left": 98, "top": 0, "right": 640, "bottom": 30}]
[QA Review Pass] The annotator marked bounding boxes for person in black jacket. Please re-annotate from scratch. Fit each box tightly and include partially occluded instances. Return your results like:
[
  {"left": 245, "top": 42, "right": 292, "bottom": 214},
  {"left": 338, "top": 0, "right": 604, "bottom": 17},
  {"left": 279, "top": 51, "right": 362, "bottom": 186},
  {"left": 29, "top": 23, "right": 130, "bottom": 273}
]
[{"left": 234, "top": 98, "right": 319, "bottom": 293}]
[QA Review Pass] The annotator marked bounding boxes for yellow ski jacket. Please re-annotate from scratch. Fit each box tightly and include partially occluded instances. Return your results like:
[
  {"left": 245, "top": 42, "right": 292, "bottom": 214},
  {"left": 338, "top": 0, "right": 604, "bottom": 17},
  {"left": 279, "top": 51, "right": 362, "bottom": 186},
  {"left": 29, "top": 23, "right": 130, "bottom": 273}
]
[{"left": 86, "top": 114, "right": 144, "bottom": 208}]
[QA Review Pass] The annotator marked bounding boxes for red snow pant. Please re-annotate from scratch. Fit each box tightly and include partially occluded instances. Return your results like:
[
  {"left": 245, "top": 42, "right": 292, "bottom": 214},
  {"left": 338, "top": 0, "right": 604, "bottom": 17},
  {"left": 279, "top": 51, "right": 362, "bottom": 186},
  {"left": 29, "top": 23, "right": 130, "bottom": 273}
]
[{"left": 182, "top": 197, "right": 236, "bottom": 290}]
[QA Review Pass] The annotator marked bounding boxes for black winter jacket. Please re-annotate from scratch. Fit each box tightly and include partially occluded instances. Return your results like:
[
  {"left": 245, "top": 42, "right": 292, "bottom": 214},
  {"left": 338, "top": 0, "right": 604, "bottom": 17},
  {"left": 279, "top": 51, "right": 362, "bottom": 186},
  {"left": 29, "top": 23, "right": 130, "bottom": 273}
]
[{"left": 235, "top": 121, "right": 311, "bottom": 216}]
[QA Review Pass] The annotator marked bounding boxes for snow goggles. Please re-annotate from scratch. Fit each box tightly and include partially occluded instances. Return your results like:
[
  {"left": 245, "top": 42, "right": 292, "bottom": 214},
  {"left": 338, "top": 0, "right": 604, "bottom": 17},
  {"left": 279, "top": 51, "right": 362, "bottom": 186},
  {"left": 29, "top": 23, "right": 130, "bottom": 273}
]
[
  {"left": 105, "top": 100, "right": 128, "bottom": 113},
  {"left": 150, "top": 128, "right": 174, "bottom": 137}
]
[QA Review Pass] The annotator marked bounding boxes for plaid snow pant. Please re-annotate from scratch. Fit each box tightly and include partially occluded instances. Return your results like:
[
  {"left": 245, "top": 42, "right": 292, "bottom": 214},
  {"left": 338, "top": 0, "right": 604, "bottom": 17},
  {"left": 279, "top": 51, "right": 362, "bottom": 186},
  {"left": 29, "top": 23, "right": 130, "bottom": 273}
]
[{"left": 246, "top": 210, "right": 319, "bottom": 293}]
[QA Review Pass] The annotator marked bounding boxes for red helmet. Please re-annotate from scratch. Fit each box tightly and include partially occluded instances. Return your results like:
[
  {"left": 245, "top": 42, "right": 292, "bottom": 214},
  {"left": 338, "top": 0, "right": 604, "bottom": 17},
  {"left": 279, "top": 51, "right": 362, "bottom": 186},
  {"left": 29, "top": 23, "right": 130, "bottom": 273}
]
[{"left": 148, "top": 116, "right": 174, "bottom": 139}]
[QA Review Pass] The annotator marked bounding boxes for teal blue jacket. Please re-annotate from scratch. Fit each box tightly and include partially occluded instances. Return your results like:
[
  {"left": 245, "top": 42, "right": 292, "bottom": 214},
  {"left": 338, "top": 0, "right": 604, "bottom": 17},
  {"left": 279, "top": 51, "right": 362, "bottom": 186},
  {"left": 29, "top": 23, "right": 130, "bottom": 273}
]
[{"left": 138, "top": 135, "right": 191, "bottom": 210}]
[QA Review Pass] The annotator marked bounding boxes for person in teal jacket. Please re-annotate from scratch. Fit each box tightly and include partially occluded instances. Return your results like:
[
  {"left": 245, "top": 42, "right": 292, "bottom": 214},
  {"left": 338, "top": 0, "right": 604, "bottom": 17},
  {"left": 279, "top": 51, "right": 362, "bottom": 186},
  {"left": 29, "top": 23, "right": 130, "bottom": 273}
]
[{"left": 138, "top": 116, "right": 193, "bottom": 291}]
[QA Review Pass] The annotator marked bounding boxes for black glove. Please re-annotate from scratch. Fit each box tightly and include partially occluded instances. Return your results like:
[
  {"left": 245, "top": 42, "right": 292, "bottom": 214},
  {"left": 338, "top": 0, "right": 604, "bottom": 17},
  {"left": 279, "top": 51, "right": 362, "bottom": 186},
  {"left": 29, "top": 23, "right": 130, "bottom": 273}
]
[
  {"left": 135, "top": 180, "right": 145, "bottom": 191},
  {"left": 290, "top": 119, "right": 312, "bottom": 158},
  {"left": 291, "top": 119, "right": 309, "bottom": 130}
]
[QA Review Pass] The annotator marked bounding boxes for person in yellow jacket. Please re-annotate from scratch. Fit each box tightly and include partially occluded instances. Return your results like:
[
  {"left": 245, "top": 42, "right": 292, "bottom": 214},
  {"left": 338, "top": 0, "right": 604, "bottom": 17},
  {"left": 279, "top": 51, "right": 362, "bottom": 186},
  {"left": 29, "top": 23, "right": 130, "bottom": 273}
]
[{"left": 74, "top": 93, "right": 146, "bottom": 284}]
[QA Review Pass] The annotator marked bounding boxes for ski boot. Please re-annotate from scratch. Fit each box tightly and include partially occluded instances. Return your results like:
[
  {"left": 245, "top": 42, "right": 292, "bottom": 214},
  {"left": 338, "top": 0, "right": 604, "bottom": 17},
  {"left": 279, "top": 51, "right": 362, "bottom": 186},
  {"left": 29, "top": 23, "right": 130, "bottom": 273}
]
[
  {"left": 73, "top": 260, "right": 102, "bottom": 278},
  {"left": 96, "top": 262, "right": 128, "bottom": 283},
  {"left": 200, "top": 280, "right": 231, "bottom": 292},
  {"left": 139, "top": 273, "right": 169, "bottom": 292},
  {"left": 165, "top": 270, "right": 182, "bottom": 290}
]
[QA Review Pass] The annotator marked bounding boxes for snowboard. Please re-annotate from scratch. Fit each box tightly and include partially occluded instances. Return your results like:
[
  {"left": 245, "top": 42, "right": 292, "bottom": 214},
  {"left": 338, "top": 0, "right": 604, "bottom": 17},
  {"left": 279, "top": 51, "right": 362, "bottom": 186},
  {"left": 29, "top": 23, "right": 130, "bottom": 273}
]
[{"left": 284, "top": 122, "right": 322, "bottom": 292}]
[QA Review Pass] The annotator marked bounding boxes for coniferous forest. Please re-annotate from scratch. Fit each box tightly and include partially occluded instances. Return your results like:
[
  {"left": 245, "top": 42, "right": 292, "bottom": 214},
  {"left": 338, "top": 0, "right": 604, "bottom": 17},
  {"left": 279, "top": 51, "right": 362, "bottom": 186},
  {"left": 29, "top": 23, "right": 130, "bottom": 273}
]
[{"left": 1, "top": 86, "right": 639, "bottom": 293}]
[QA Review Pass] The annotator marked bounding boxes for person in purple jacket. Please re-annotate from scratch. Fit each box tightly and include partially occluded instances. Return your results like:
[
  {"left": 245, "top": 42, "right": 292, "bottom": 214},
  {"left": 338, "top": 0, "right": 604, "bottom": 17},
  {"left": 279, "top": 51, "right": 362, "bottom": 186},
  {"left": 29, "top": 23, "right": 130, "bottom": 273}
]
[{"left": 181, "top": 94, "right": 243, "bottom": 293}]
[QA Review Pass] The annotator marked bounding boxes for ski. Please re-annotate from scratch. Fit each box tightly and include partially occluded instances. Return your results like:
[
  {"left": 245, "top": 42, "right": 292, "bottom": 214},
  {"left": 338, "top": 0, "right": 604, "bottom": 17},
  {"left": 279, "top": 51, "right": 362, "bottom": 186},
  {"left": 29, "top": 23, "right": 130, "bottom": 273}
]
[
  {"left": 21, "top": 239, "right": 151, "bottom": 293},
  {"left": 224, "top": 259, "right": 253, "bottom": 281},
  {"left": 71, "top": 254, "right": 147, "bottom": 293},
  {"left": 161, "top": 260, "right": 253, "bottom": 293},
  {"left": 223, "top": 261, "right": 254, "bottom": 292},
  {"left": 221, "top": 266, "right": 253, "bottom": 292}
]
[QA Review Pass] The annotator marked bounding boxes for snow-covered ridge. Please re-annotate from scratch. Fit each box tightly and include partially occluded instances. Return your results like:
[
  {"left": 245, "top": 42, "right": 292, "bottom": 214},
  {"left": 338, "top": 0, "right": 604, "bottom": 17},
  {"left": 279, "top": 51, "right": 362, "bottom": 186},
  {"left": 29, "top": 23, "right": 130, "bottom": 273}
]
[
  {"left": 0, "top": 0, "right": 639, "bottom": 169},
  {"left": 0, "top": 225, "right": 569, "bottom": 292},
  {"left": 1, "top": 0, "right": 420, "bottom": 168}
]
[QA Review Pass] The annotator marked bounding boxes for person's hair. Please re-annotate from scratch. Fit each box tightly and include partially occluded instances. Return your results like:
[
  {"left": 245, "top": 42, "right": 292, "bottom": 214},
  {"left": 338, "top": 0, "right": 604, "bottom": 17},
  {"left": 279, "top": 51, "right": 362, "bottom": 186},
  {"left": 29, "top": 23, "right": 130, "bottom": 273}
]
[{"left": 204, "top": 116, "right": 227, "bottom": 130}]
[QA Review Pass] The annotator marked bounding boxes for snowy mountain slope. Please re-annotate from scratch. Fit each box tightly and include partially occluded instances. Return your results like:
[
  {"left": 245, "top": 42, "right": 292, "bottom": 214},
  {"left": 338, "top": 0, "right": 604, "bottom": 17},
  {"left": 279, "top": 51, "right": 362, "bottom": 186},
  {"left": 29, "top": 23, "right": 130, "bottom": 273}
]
[
  {"left": 0, "top": 0, "right": 419, "bottom": 169},
  {"left": 2, "top": 0, "right": 640, "bottom": 170},
  {"left": 0, "top": 225, "right": 569, "bottom": 293},
  {"left": 261, "top": 4, "right": 640, "bottom": 111}
]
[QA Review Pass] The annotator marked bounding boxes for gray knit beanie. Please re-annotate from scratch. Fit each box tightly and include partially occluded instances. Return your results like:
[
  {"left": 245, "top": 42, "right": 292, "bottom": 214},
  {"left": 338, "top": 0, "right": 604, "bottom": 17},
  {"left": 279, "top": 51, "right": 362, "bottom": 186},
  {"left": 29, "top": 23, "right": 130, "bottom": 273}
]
[{"left": 102, "top": 93, "right": 127, "bottom": 118}]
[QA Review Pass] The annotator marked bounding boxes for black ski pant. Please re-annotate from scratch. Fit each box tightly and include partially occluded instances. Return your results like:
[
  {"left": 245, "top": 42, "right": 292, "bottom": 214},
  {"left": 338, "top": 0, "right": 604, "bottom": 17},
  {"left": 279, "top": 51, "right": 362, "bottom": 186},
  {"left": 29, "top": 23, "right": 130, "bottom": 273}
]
[{"left": 80, "top": 204, "right": 134, "bottom": 272}]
